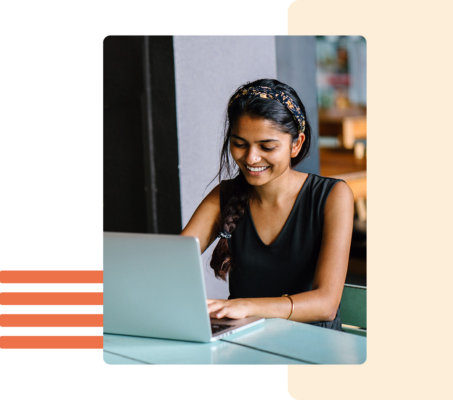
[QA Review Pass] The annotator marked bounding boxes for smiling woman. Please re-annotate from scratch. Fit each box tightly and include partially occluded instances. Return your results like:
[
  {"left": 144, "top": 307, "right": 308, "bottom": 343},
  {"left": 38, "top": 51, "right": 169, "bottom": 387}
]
[
  {"left": 230, "top": 116, "right": 304, "bottom": 180},
  {"left": 181, "top": 78, "right": 354, "bottom": 331}
]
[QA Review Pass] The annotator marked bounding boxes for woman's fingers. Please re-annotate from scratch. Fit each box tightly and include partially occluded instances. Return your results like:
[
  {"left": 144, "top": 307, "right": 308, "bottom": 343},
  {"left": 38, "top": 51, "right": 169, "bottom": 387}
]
[
  {"left": 207, "top": 299, "right": 250, "bottom": 320},
  {"left": 209, "top": 307, "right": 227, "bottom": 319},
  {"left": 213, "top": 307, "right": 226, "bottom": 319},
  {"left": 209, "top": 304, "right": 225, "bottom": 319},
  {"left": 207, "top": 299, "right": 225, "bottom": 314},
  {"left": 208, "top": 300, "right": 229, "bottom": 319}
]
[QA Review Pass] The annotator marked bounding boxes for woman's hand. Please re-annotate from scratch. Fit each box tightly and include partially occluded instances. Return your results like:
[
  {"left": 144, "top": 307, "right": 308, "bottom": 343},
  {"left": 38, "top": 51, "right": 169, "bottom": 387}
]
[{"left": 207, "top": 298, "right": 253, "bottom": 320}]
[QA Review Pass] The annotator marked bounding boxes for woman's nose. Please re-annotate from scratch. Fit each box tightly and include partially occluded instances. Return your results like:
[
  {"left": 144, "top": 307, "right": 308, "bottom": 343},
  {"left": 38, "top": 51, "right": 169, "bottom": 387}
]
[{"left": 246, "top": 147, "right": 261, "bottom": 164}]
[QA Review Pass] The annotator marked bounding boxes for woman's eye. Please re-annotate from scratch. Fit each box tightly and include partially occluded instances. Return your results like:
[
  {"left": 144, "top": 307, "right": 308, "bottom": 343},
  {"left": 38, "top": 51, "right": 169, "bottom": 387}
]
[{"left": 233, "top": 142, "right": 275, "bottom": 151}]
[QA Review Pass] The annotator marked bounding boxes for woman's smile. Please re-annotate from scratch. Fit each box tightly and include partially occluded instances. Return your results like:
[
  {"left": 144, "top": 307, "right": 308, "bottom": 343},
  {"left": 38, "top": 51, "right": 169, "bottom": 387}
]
[{"left": 245, "top": 164, "right": 270, "bottom": 175}]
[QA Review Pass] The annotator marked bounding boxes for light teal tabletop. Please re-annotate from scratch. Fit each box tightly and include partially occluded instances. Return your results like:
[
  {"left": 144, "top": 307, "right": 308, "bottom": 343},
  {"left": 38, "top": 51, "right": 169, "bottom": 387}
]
[
  {"left": 224, "top": 318, "right": 366, "bottom": 365},
  {"left": 104, "top": 318, "right": 366, "bottom": 365},
  {"left": 104, "top": 332, "right": 307, "bottom": 364}
]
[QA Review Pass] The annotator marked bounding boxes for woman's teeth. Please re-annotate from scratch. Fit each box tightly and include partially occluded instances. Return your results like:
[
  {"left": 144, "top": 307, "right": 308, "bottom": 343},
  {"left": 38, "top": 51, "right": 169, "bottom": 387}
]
[{"left": 246, "top": 165, "right": 269, "bottom": 172}]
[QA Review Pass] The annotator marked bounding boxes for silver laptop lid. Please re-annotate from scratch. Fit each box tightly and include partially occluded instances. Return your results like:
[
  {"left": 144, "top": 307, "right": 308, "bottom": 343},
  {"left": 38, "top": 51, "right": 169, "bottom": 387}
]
[{"left": 104, "top": 232, "right": 212, "bottom": 342}]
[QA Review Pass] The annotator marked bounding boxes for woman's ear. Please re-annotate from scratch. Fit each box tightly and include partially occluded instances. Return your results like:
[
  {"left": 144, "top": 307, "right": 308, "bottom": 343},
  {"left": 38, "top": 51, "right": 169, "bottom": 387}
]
[{"left": 291, "top": 133, "right": 305, "bottom": 158}]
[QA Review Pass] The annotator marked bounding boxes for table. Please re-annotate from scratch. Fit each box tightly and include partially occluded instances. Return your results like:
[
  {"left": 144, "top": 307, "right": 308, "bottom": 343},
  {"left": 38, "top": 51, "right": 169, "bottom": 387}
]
[
  {"left": 319, "top": 147, "right": 366, "bottom": 177},
  {"left": 104, "top": 318, "right": 366, "bottom": 365},
  {"left": 318, "top": 107, "right": 366, "bottom": 149}
]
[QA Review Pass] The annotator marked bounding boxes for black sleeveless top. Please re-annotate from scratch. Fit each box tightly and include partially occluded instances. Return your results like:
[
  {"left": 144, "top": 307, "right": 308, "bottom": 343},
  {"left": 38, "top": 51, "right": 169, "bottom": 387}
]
[{"left": 220, "top": 173, "right": 344, "bottom": 331}]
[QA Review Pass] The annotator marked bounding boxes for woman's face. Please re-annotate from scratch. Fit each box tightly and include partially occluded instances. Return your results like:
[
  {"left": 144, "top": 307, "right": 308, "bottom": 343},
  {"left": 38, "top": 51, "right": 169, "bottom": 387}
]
[{"left": 230, "top": 115, "right": 304, "bottom": 187}]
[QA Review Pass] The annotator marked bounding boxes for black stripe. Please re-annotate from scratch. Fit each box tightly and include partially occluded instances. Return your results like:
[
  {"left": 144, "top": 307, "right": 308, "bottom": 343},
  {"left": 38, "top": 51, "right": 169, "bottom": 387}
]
[
  {"left": 0, "top": 306, "right": 102, "bottom": 314},
  {"left": 0, "top": 328, "right": 102, "bottom": 335},
  {"left": 0, "top": 284, "right": 102, "bottom": 292}
]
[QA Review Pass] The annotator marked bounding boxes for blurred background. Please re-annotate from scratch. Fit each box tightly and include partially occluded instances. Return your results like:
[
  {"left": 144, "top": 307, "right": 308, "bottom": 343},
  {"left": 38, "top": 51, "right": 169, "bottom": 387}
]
[{"left": 104, "top": 36, "right": 366, "bottom": 299}]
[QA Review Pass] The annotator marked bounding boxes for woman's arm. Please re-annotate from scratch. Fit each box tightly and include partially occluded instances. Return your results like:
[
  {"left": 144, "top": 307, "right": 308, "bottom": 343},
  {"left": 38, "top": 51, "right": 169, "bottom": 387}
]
[
  {"left": 208, "top": 181, "right": 354, "bottom": 322},
  {"left": 180, "top": 184, "right": 222, "bottom": 254}
]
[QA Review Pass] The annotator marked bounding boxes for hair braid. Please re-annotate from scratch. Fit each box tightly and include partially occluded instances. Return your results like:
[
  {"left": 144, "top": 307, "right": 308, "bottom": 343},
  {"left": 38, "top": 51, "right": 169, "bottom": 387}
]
[{"left": 210, "top": 174, "right": 249, "bottom": 280}]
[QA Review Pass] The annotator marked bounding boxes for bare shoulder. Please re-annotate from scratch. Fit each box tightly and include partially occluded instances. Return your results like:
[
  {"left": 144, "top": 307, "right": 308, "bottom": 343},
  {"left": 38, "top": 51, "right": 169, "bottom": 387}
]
[
  {"left": 184, "top": 183, "right": 221, "bottom": 225},
  {"left": 180, "top": 183, "right": 222, "bottom": 253},
  {"left": 326, "top": 181, "right": 354, "bottom": 207},
  {"left": 322, "top": 180, "right": 354, "bottom": 231},
  {"left": 204, "top": 183, "right": 221, "bottom": 203}
]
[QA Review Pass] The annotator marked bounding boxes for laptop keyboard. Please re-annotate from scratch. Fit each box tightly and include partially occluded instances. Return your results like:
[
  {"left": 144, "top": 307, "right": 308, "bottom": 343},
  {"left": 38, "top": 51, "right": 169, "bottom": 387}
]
[{"left": 211, "top": 323, "right": 232, "bottom": 334}]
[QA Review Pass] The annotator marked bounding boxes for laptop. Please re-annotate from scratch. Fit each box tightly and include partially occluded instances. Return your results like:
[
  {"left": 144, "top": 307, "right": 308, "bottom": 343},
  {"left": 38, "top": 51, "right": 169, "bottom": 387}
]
[{"left": 103, "top": 232, "right": 264, "bottom": 342}]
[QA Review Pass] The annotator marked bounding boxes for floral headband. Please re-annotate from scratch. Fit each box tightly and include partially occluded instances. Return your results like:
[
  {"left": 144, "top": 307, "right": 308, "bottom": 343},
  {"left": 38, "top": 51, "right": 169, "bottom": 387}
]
[{"left": 228, "top": 86, "right": 306, "bottom": 134}]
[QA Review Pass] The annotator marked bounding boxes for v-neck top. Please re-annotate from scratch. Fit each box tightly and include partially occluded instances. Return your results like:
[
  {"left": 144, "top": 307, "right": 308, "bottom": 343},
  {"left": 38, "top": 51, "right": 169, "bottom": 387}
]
[{"left": 220, "top": 173, "right": 344, "bottom": 330}]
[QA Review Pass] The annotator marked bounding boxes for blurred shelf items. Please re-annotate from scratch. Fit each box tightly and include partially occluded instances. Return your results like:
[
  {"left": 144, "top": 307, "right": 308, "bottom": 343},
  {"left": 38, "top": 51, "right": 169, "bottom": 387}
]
[{"left": 316, "top": 36, "right": 366, "bottom": 286}]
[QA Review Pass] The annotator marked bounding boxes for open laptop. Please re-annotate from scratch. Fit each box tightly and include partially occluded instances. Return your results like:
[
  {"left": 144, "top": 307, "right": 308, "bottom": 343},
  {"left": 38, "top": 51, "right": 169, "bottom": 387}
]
[{"left": 103, "top": 232, "right": 264, "bottom": 342}]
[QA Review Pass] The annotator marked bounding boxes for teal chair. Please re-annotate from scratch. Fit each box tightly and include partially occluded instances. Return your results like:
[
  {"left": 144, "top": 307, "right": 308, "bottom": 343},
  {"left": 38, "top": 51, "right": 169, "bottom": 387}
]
[{"left": 340, "top": 284, "right": 366, "bottom": 337}]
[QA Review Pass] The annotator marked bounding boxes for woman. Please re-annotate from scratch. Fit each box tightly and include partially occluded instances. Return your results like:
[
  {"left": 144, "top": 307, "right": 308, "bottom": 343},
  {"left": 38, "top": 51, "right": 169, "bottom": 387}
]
[{"left": 181, "top": 79, "right": 354, "bottom": 330}]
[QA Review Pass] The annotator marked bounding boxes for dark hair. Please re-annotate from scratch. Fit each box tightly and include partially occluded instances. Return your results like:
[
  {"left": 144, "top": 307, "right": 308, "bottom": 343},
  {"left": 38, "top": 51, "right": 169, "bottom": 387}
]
[{"left": 210, "top": 78, "right": 312, "bottom": 280}]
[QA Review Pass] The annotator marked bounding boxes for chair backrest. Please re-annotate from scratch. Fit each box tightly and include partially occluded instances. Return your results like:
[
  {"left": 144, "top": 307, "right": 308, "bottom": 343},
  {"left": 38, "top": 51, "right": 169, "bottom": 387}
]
[{"left": 340, "top": 284, "right": 366, "bottom": 336}]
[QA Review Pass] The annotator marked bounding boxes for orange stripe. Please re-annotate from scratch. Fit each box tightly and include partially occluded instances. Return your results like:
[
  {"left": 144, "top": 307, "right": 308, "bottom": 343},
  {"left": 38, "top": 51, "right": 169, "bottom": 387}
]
[
  {"left": 0, "top": 271, "right": 103, "bottom": 283},
  {"left": 0, "top": 336, "right": 103, "bottom": 349},
  {"left": 0, "top": 314, "right": 103, "bottom": 327},
  {"left": 0, "top": 293, "right": 103, "bottom": 305}
]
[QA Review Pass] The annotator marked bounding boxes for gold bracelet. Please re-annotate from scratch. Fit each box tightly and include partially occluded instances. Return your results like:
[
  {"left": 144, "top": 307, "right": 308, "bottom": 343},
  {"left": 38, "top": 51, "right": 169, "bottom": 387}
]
[{"left": 282, "top": 294, "right": 294, "bottom": 320}]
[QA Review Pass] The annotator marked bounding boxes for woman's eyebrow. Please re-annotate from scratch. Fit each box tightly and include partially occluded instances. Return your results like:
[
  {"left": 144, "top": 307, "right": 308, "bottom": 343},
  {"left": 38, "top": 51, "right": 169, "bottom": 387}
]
[{"left": 230, "top": 134, "right": 280, "bottom": 143}]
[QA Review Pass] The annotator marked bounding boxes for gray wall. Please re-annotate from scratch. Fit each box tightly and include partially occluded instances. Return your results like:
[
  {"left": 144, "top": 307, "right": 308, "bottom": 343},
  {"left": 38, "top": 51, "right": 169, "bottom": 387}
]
[
  {"left": 276, "top": 36, "right": 320, "bottom": 174},
  {"left": 173, "top": 36, "right": 277, "bottom": 299}
]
